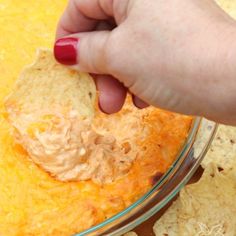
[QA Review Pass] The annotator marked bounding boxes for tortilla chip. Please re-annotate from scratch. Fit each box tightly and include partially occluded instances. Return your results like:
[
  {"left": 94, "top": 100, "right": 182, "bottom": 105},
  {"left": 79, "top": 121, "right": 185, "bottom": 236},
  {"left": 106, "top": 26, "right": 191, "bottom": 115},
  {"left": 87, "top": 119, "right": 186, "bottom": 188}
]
[
  {"left": 4, "top": 49, "right": 96, "bottom": 119},
  {"left": 153, "top": 200, "right": 181, "bottom": 236},
  {"left": 178, "top": 164, "right": 236, "bottom": 235},
  {"left": 153, "top": 163, "right": 236, "bottom": 235},
  {"left": 201, "top": 125, "right": 236, "bottom": 170},
  {"left": 216, "top": 0, "right": 236, "bottom": 18},
  {"left": 3, "top": 49, "right": 98, "bottom": 182}
]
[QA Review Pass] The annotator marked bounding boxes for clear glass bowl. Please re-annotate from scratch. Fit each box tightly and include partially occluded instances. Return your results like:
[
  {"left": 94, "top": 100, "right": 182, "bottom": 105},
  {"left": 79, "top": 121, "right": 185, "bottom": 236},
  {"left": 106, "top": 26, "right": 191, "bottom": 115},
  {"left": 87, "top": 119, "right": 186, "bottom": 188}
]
[{"left": 75, "top": 118, "right": 217, "bottom": 236}]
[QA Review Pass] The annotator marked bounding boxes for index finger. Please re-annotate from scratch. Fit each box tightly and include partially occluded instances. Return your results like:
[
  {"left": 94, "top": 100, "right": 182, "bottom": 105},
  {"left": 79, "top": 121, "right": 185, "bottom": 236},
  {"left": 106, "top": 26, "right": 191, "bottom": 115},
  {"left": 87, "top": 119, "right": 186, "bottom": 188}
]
[{"left": 56, "top": 0, "right": 114, "bottom": 39}]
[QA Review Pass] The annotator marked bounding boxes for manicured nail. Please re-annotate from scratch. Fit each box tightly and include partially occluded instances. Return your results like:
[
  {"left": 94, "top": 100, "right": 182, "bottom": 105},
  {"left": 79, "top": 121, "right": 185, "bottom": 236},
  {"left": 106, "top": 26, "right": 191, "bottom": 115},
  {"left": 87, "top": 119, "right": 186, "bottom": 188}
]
[{"left": 54, "top": 37, "right": 79, "bottom": 65}]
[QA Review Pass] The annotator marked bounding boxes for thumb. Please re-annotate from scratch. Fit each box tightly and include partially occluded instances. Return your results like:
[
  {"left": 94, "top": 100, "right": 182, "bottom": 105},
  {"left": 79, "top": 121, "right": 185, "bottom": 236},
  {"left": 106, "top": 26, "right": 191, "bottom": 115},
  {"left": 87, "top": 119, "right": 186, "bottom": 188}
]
[{"left": 54, "top": 31, "right": 112, "bottom": 74}]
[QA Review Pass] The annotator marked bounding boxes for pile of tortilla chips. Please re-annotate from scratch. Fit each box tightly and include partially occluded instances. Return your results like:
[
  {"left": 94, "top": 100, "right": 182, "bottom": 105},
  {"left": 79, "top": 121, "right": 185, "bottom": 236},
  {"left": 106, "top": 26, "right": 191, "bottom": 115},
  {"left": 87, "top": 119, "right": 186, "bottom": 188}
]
[
  {"left": 126, "top": 124, "right": 236, "bottom": 235},
  {"left": 201, "top": 125, "right": 236, "bottom": 170},
  {"left": 154, "top": 154, "right": 236, "bottom": 235}
]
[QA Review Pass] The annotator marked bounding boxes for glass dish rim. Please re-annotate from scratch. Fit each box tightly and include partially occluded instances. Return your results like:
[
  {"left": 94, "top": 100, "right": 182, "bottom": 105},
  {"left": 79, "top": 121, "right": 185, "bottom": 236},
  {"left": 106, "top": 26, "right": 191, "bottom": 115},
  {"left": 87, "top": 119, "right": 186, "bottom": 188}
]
[{"left": 75, "top": 117, "right": 217, "bottom": 236}]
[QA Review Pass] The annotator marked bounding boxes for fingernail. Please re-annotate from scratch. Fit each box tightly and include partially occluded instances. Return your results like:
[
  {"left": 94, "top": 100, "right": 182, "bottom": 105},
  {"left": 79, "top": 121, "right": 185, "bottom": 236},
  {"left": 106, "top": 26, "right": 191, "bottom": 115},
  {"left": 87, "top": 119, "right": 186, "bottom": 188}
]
[{"left": 54, "top": 37, "right": 79, "bottom": 65}]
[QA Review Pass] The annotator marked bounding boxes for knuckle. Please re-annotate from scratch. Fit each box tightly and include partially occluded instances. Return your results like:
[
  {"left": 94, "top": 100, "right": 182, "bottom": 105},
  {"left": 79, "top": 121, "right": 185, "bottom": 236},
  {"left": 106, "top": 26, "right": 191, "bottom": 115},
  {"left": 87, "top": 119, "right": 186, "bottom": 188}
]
[{"left": 103, "top": 30, "right": 125, "bottom": 76}]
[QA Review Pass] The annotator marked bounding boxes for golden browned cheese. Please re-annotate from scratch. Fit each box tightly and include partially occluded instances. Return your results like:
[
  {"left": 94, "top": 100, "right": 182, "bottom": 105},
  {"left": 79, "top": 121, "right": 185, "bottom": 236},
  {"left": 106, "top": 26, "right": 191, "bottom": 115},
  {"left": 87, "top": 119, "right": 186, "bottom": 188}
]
[{"left": 0, "top": 1, "right": 192, "bottom": 235}]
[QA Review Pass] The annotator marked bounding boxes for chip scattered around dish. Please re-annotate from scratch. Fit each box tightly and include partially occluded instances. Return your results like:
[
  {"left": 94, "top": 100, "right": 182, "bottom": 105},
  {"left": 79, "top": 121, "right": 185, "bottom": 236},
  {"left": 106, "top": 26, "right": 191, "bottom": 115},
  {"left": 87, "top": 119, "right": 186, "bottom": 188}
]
[
  {"left": 201, "top": 125, "right": 236, "bottom": 170},
  {"left": 153, "top": 163, "right": 236, "bottom": 236}
]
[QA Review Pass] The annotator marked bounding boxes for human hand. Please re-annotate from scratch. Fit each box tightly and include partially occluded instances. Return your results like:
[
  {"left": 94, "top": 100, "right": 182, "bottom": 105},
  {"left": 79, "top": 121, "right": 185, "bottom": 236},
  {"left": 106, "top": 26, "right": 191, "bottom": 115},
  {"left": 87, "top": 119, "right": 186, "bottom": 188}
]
[{"left": 54, "top": 0, "right": 236, "bottom": 124}]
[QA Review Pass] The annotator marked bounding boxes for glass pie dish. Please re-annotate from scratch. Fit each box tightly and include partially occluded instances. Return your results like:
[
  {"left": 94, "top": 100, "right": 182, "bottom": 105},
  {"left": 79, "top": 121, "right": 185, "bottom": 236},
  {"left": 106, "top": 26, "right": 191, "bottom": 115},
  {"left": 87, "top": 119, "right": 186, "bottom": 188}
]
[{"left": 75, "top": 118, "right": 217, "bottom": 236}]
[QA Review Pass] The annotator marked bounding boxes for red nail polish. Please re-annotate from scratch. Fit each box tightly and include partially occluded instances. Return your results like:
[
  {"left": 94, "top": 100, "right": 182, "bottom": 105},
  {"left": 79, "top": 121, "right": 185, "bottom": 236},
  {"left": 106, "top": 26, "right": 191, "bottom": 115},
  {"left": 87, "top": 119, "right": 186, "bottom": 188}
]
[{"left": 54, "top": 37, "right": 79, "bottom": 65}]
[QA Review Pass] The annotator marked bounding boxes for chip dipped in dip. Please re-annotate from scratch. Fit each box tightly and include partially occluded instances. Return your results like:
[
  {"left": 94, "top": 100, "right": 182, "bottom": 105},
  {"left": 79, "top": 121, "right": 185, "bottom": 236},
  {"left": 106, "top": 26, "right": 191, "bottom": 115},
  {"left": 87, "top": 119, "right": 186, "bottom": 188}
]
[{"left": 5, "top": 49, "right": 140, "bottom": 184}]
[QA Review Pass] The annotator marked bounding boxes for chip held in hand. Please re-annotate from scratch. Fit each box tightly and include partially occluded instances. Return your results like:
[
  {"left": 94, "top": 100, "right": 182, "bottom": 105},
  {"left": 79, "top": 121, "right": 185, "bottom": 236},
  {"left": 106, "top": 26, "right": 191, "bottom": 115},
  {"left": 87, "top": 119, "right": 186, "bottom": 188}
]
[{"left": 4, "top": 49, "right": 135, "bottom": 184}]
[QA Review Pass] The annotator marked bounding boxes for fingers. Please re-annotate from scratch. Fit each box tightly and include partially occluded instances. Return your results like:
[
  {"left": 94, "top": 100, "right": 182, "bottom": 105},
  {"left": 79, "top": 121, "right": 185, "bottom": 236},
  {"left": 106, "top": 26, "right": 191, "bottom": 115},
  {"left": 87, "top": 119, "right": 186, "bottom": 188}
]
[
  {"left": 55, "top": 16, "right": 129, "bottom": 114},
  {"left": 54, "top": 30, "right": 113, "bottom": 74},
  {"left": 53, "top": 32, "right": 149, "bottom": 113},
  {"left": 54, "top": 26, "right": 149, "bottom": 113},
  {"left": 95, "top": 74, "right": 149, "bottom": 113},
  {"left": 94, "top": 75, "right": 127, "bottom": 114},
  {"left": 54, "top": 0, "right": 147, "bottom": 114},
  {"left": 132, "top": 95, "right": 149, "bottom": 109},
  {"left": 56, "top": 0, "right": 114, "bottom": 39}
]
